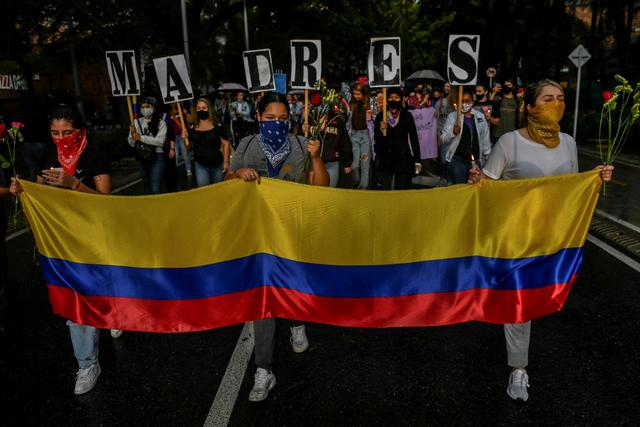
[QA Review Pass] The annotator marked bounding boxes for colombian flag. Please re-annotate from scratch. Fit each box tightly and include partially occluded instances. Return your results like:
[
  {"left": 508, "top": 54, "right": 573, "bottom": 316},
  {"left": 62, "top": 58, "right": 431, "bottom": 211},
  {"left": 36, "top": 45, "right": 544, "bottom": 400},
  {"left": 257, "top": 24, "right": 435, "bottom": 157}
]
[{"left": 19, "top": 172, "right": 601, "bottom": 333}]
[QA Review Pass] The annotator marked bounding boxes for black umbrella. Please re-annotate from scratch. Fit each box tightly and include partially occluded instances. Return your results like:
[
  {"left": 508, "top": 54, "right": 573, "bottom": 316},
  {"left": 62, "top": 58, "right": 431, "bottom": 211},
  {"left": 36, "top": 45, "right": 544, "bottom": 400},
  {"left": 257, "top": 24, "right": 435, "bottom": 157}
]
[
  {"left": 405, "top": 70, "right": 446, "bottom": 85},
  {"left": 217, "top": 83, "right": 248, "bottom": 92}
]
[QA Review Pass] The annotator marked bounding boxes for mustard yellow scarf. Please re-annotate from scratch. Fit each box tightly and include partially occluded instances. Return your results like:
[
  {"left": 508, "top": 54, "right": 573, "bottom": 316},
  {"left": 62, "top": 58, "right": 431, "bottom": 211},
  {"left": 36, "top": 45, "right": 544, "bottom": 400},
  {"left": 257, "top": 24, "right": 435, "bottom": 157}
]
[{"left": 526, "top": 100, "right": 565, "bottom": 148}]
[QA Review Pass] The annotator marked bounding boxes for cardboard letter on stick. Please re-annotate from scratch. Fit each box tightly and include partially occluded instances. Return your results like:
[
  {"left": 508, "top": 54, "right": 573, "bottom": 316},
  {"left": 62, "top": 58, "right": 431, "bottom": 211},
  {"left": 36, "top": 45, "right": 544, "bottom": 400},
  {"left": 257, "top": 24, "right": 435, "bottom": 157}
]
[
  {"left": 153, "top": 55, "right": 194, "bottom": 104},
  {"left": 290, "top": 40, "right": 322, "bottom": 90},
  {"left": 447, "top": 35, "right": 480, "bottom": 86},
  {"left": 243, "top": 49, "right": 275, "bottom": 93},
  {"left": 368, "top": 37, "right": 401, "bottom": 88},
  {"left": 105, "top": 50, "right": 141, "bottom": 97}
]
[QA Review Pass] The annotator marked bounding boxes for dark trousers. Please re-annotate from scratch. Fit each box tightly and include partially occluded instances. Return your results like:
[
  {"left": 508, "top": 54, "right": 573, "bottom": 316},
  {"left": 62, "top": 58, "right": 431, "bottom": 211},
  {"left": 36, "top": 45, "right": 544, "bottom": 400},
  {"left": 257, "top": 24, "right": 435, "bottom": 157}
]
[
  {"left": 254, "top": 318, "right": 276, "bottom": 370},
  {"left": 164, "top": 153, "right": 178, "bottom": 193},
  {"left": 379, "top": 172, "right": 413, "bottom": 190}
]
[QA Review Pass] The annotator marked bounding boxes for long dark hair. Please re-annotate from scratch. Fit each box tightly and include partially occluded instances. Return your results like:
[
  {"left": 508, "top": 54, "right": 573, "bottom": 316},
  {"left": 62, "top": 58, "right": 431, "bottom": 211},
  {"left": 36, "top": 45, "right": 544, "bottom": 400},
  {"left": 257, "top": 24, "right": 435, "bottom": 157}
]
[
  {"left": 141, "top": 96, "right": 161, "bottom": 136},
  {"left": 350, "top": 83, "right": 369, "bottom": 106},
  {"left": 256, "top": 92, "right": 290, "bottom": 115},
  {"left": 50, "top": 105, "right": 85, "bottom": 130}
]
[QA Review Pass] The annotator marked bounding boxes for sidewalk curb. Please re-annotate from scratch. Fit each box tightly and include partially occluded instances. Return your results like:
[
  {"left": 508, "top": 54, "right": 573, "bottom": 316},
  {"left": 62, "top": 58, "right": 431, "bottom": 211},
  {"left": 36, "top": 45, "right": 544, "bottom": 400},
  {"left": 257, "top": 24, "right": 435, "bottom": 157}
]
[{"left": 590, "top": 212, "right": 640, "bottom": 262}]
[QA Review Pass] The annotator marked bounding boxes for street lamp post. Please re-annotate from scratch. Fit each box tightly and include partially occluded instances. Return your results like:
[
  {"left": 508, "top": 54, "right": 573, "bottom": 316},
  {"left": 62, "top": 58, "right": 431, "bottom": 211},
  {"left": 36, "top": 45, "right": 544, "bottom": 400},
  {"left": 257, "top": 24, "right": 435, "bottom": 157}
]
[
  {"left": 181, "top": 0, "right": 191, "bottom": 72},
  {"left": 243, "top": 0, "right": 250, "bottom": 50}
]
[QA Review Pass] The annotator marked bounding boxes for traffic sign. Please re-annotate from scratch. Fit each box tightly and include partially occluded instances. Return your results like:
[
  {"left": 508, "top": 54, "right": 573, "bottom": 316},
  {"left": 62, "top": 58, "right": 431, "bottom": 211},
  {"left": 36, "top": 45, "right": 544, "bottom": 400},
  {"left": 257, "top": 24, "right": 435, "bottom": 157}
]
[
  {"left": 568, "top": 44, "right": 591, "bottom": 140},
  {"left": 569, "top": 45, "right": 591, "bottom": 68},
  {"left": 486, "top": 67, "right": 496, "bottom": 78}
]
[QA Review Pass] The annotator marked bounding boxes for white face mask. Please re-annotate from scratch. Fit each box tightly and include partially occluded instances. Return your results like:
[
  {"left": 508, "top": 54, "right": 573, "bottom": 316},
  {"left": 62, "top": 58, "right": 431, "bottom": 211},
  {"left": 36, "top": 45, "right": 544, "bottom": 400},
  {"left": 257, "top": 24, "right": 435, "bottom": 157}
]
[
  {"left": 141, "top": 107, "right": 154, "bottom": 118},
  {"left": 461, "top": 102, "right": 473, "bottom": 113}
]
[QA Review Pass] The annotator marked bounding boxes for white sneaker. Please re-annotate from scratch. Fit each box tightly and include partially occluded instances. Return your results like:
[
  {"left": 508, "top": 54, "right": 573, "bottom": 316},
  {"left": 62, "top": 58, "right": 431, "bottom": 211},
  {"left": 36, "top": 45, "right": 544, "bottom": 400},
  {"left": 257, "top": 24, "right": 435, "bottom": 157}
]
[
  {"left": 74, "top": 363, "right": 101, "bottom": 395},
  {"left": 110, "top": 329, "right": 123, "bottom": 339},
  {"left": 249, "top": 368, "right": 276, "bottom": 402},
  {"left": 507, "top": 368, "right": 530, "bottom": 401},
  {"left": 290, "top": 325, "right": 309, "bottom": 353}
]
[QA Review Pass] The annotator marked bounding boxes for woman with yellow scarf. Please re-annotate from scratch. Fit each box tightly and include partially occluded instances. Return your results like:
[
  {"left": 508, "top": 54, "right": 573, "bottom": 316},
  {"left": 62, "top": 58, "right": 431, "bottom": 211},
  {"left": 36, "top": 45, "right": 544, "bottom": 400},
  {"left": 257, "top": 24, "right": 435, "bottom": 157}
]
[{"left": 468, "top": 79, "right": 613, "bottom": 402}]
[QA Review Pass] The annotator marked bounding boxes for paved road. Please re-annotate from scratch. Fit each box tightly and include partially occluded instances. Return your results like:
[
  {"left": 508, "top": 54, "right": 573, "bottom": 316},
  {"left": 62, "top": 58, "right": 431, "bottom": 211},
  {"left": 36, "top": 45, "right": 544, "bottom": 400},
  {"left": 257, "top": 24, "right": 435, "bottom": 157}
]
[
  {"left": 579, "top": 148, "right": 640, "bottom": 228},
  {"left": 3, "top": 164, "right": 640, "bottom": 426}
]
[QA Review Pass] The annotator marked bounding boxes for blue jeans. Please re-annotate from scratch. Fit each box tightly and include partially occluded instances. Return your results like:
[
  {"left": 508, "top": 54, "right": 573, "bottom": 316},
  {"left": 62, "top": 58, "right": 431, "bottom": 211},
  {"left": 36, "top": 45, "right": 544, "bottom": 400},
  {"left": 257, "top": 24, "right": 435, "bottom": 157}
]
[
  {"left": 175, "top": 135, "right": 192, "bottom": 174},
  {"left": 195, "top": 162, "right": 224, "bottom": 187},
  {"left": 447, "top": 155, "right": 481, "bottom": 185},
  {"left": 139, "top": 155, "right": 165, "bottom": 194},
  {"left": 325, "top": 161, "right": 340, "bottom": 188},
  {"left": 350, "top": 130, "right": 371, "bottom": 189},
  {"left": 68, "top": 321, "right": 99, "bottom": 368}
]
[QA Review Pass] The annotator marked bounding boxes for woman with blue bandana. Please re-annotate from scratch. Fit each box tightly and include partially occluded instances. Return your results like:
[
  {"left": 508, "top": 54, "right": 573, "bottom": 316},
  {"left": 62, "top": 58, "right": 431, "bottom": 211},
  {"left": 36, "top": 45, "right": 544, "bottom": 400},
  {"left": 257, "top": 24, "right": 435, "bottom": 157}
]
[{"left": 226, "top": 92, "right": 329, "bottom": 402}]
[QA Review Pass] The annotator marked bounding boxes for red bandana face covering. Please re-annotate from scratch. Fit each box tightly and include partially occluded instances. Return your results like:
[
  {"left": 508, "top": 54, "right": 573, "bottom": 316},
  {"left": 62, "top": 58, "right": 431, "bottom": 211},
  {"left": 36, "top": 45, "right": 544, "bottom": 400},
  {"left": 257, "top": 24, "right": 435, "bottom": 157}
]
[{"left": 53, "top": 129, "right": 88, "bottom": 176}]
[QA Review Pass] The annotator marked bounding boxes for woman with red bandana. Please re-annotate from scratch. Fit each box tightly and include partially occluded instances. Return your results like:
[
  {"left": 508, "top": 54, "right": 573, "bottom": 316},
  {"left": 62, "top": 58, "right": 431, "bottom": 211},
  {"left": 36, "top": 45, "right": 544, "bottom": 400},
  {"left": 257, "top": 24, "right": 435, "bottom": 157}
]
[{"left": 10, "top": 105, "right": 111, "bottom": 395}]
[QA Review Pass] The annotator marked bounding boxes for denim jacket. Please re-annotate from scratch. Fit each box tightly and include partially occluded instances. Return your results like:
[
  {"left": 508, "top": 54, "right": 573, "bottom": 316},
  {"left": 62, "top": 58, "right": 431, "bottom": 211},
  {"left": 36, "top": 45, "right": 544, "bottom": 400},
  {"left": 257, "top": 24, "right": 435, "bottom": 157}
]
[{"left": 440, "top": 109, "right": 491, "bottom": 163}]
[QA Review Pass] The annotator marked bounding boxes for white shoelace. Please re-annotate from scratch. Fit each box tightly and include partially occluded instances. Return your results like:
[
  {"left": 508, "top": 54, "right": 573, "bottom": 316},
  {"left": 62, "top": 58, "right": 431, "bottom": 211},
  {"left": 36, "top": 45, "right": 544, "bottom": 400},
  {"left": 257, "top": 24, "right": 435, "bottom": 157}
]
[
  {"left": 254, "top": 370, "right": 270, "bottom": 389},
  {"left": 76, "top": 366, "right": 93, "bottom": 381}
]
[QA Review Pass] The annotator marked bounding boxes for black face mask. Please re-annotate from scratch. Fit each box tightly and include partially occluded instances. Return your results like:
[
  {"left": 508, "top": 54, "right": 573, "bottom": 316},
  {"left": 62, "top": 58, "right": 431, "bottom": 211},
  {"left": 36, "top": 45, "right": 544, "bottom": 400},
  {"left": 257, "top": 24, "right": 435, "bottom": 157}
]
[
  {"left": 197, "top": 110, "right": 209, "bottom": 120},
  {"left": 432, "top": 96, "right": 441, "bottom": 102},
  {"left": 388, "top": 100, "right": 402, "bottom": 110},
  {"left": 502, "top": 87, "right": 513, "bottom": 95}
]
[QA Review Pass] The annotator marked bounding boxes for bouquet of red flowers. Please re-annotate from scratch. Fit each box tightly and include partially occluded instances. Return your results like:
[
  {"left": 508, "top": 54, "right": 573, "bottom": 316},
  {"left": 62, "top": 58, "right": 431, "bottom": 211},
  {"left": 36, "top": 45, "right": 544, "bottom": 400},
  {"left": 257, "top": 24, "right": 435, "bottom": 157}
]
[{"left": 307, "top": 81, "right": 340, "bottom": 141}]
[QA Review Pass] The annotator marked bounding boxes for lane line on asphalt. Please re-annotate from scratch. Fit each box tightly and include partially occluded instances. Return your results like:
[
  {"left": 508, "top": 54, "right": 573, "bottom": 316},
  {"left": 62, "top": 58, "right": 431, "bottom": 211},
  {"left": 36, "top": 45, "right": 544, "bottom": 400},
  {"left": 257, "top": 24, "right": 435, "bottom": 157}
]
[
  {"left": 5, "top": 177, "right": 143, "bottom": 243},
  {"left": 587, "top": 234, "right": 640, "bottom": 273},
  {"left": 595, "top": 209, "right": 640, "bottom": 235},
  {"left": 112, "top": 178, "right": 143, "bottom": 194},
  {"left": 203, "top": 322, "right": 255, "bottom": 427}
]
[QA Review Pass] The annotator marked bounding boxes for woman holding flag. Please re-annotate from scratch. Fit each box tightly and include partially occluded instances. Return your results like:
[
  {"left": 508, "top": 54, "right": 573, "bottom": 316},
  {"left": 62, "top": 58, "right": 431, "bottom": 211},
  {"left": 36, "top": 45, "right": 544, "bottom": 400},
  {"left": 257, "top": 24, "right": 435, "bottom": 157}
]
[
  {"left": 468, "top": 79, "right": 614, "bottom": 402},
  {"left": 226, "top": 91, "right": 329, "bottom": 402},
  {"left": 10, "top": 105, "right": 113, "bottom": 395}
]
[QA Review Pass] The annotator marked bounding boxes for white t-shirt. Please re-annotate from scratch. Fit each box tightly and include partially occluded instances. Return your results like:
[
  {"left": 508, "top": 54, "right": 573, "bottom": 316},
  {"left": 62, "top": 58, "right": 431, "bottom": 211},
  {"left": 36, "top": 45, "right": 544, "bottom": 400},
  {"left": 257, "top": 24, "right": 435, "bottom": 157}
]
[{"left": 483, "top": 130, "right": 578, "bottom": 180}]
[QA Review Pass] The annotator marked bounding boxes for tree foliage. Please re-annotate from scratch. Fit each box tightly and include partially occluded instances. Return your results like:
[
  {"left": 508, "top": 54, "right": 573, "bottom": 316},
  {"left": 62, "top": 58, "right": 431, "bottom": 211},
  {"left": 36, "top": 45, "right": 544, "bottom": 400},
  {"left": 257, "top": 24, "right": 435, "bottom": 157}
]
[{"left": 1, "top": 0, "right": 638, "bottom": 90}]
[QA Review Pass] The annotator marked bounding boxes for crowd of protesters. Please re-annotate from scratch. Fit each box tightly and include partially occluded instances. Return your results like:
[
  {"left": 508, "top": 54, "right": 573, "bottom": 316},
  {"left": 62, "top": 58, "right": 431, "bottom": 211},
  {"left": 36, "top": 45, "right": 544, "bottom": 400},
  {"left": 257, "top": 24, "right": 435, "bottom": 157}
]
[{"left": 0, "top": 76, "right": 614, "bottom": 403}]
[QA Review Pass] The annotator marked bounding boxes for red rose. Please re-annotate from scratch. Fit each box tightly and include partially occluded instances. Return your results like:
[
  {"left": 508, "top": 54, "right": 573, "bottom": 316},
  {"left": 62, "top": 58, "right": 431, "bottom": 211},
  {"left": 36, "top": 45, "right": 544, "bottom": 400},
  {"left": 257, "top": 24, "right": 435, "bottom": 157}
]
[
  {"left": 0, "top": 124, "right": 6, "bottom": 139},
  {"left": 310, "top": 92, "right": 322, "bottom": 107},
  {"left": 601, "top": 90, "right": 613, "bottom": 101}
]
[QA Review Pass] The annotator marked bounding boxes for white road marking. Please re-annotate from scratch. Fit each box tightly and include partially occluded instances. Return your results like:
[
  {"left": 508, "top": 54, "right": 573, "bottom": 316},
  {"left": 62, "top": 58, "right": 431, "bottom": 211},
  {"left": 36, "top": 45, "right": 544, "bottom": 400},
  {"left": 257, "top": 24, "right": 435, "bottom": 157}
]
[
  {"left": 112, "top": 178, "right": 143, "bottom": 194},
  {"left": 203, "top": 322, "right": 255, "bottom": 427},
  {"left": 587, "top": 234, "right": 640, "bottom": 273}
]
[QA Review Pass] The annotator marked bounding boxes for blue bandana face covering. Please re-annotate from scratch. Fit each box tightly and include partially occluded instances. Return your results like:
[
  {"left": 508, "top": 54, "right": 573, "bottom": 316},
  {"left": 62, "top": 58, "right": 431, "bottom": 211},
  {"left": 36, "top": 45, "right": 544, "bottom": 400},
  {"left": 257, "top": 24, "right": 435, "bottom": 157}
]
[{"left": 259, "top": 120, "right": 291, "bottom": 177}]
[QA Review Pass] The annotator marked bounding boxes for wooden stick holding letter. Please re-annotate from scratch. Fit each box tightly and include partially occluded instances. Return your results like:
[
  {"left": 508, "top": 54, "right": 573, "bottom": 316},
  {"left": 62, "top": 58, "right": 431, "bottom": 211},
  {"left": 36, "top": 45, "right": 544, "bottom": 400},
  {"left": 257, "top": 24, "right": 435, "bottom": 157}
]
[
  {"left": 177, "top": 102, "right": 190, "bottom": 149},
  {"left": 304, "top": 89, "right": 309, "bottom": 138},
  {"left": 382, "top": 87, "right": 388, "bottom": 137}
]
